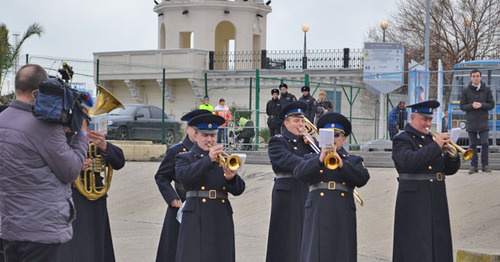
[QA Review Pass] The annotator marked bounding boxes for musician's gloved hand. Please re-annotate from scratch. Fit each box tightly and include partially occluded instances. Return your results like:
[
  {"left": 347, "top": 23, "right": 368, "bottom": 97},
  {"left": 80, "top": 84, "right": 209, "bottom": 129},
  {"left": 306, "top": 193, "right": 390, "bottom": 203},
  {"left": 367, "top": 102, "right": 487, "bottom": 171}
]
[{"left": 87, "top": 130, "right": 107, "bottom": 153}]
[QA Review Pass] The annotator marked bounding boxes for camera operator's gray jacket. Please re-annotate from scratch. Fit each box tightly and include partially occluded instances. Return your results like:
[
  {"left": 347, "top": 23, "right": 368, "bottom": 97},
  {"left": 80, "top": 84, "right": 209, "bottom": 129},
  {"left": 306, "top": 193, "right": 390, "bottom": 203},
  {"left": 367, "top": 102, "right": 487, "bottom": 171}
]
[
  {"left": 0, "top": 100, "right": 89, "bottom": 244},
  {"left": 459, "top": 81, "right": 495, "bottom": 132}
]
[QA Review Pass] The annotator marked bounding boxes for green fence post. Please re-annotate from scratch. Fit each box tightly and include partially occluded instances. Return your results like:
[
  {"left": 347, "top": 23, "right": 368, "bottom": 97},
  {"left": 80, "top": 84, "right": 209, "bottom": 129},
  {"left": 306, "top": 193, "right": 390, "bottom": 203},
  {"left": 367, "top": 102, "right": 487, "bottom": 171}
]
[
  {"left": 249, "top": 77, "right": 253, "bottom": 113},
  {"left": 162, "top": 68, "right": 166, "bottom": 145},
  {"left": 255, "top": 69, "right": 260, "bottom": 150},
  {"left": 305, "top": 74, "right": 310, "bottom": 87}
]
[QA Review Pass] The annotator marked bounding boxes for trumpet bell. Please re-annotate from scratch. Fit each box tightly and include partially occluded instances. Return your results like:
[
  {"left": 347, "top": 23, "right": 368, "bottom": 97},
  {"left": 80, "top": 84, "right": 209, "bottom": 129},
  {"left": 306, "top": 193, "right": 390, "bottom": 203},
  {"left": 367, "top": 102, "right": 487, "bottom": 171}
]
[
  {"left": 462, "top": 149, "right": 474, "bottom": 161},
  {"left": 324, "top": 154, "right": 339, "bottom": 170},
  {"left": 227, "top": 155, "right": 242, "bottom": 171},
  {"left": 89, "top": 84, "right": 125, "bottom": 116}
]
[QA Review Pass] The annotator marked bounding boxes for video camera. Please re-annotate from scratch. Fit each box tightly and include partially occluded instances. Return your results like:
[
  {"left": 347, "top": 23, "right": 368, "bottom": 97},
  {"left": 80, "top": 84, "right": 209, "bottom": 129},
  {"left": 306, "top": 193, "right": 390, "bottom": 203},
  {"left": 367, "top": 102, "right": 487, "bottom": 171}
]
[{"left": 33, "top": 62, "right": 93, "bottom": 133}]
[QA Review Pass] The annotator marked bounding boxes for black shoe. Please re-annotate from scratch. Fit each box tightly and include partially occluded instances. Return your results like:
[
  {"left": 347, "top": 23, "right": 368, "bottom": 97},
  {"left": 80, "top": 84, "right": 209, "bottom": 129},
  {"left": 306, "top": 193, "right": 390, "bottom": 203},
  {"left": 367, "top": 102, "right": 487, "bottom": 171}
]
[
  {"left": 482, "top": 166, "right": 492, "bottom": 172},
  {"left": 468, "top": 166, "right": 478, "bottom": 174}
]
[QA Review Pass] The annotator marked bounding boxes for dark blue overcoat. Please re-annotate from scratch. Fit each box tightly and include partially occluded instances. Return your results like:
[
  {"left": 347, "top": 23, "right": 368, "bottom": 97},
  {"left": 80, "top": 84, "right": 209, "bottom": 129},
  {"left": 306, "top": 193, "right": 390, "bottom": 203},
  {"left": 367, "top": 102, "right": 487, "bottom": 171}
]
[
  {"left": 175, "top": 144, "right": 245, "bottom": 262},
  {"left": 392, "top": 124, "right": 460, "bottom": 262},
  {"left": 266, "top": 128, "right": 316, "bottom": 262},
  {"left": 154, "top": 136, "right": 192, "bottom": 262}
]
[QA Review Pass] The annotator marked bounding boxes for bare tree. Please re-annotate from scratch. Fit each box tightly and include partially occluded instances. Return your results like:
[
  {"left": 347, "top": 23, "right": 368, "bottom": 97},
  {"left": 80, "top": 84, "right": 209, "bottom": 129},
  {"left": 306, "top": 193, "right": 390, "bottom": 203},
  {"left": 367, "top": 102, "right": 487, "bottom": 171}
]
[{"left": 366, "top": 0, "right": 499, "bottom": 102}]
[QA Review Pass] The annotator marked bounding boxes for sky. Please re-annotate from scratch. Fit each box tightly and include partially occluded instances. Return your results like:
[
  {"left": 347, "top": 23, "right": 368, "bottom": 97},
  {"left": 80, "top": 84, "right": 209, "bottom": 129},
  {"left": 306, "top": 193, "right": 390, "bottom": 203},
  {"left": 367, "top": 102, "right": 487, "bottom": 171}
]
[{"left": 0, "top": 0, "right": 399, "bottom": 93}]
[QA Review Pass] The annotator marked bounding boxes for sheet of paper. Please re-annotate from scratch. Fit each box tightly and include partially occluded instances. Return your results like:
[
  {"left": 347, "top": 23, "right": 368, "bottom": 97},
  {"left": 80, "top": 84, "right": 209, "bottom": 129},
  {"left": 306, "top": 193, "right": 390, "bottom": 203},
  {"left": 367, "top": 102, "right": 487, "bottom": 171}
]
[{"left": 450, "top": 128, "right": 461, "bottom": 143}]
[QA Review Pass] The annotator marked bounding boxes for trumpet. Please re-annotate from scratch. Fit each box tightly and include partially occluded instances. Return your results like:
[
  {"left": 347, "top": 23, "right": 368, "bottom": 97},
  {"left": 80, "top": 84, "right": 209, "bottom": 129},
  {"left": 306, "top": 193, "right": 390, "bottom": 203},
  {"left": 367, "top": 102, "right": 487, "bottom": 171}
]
[
  {"left": 299, "top": 127, "right": 363, "bottom": 206},
  {"left": 209, "top": 144, "right": 242, "bottom": 171},
  {"left": 299, "top": 125, "right": 339, "bottom": 170},
  {"left": 428, "top": 129, "right": 474, "bottom": 161}
]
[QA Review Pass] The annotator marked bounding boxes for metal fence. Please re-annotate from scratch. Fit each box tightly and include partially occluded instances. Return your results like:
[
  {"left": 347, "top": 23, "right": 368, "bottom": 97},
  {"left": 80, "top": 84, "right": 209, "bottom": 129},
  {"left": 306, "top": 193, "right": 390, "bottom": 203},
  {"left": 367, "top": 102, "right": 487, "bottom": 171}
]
[{"left": 209, "top": 49, "right": 364, "bottom": 71}]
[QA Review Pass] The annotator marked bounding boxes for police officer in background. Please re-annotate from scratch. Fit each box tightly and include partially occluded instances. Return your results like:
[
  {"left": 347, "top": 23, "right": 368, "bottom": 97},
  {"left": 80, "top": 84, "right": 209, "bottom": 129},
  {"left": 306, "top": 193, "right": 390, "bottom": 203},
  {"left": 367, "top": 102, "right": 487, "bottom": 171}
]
[
  {"left": 266, "top": 101, "right": 316, "bottom": 262},
  {"left": 154, "top": 109, "right": 212, "bottom": 262},
  {"left": 175, "top": 114, "right": 245, "bottom": 262},
  {"left": 279, "top": 83, "right": 297, "bottom": 108},
  {"left": 266, "top": 88, "right": 282, "bottom": 136},
  {"left": 299, "top": 85, "right": 317, "bottom": 124},
  {"left": 392, "top": 100, "right": 460, "bottom": 262}
]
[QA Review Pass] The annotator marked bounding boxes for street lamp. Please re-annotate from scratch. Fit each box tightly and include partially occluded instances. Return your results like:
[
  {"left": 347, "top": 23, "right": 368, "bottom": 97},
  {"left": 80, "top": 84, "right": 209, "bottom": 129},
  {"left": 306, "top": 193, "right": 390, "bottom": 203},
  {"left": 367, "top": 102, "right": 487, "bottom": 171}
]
[
  {"left": 380, "top": 21, "right": 388, "bottom": 43},
  {"left": 302, "top": 24, "right": 309, "bottom": 69}
]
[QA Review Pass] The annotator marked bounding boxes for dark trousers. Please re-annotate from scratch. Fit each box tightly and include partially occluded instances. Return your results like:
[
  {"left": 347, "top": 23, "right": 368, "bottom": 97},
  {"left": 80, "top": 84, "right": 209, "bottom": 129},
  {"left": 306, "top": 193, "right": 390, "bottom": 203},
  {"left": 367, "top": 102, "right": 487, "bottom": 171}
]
[
  {"left": 3, "top": 240, "right": 61, "bottom": 262},
  {"left": 468, "top": 130, "right": 489, "bottom": 167}
]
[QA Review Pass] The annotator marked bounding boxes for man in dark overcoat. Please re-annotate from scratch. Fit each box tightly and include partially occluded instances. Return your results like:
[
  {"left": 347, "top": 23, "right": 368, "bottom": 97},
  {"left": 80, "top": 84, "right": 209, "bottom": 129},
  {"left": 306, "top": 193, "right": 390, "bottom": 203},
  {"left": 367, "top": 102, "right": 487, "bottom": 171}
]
[
  {"left": 459, "top": 69, "right": 495, "bottom": 174},
  {"left": 154, "top": 109, "right": 212, "bottom": 262},
  {"left": 175, "top": 114, "right": 245, "bottom": 262},
  {"left": 294, "top": 112, "right": 369, "bottom": 262},
  {"left": 57, "top": 130, "right": 125, "bottom": 262},
  {"left": 266, "top": 88, "right": 282, "bottom": 136},
  {"left": 266, "top": 101, "right": 316, "bottom": 262},
  {"left": 392, "top": 100, "right": 461, "bottom": 262},
  {"left": 298, "top": 85, "right": 317, "bottom": 124}
]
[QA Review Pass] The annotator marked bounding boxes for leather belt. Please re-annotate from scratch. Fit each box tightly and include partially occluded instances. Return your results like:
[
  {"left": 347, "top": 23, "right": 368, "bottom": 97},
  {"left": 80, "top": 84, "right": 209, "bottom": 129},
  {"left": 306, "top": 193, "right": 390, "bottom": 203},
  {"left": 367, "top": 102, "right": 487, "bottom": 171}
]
[
  {"left": 275, "top": 173, "right": 294, "bottom": 179},
  {"left": 186, "top": 190, "right": 228, "bottom": 199},
  {"left": 309, "top": 181, "right": 353, "bottom": 193},
  {"left": 398, "top": 173, "right": 445, "bottom": 181}
]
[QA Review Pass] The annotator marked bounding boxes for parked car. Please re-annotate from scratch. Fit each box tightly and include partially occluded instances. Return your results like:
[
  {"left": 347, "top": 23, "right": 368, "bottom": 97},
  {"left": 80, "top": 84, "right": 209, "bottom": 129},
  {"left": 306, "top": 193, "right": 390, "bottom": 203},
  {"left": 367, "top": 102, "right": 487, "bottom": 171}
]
[{"left": 106, "top": 104, "right": 182, "bottom": 145}]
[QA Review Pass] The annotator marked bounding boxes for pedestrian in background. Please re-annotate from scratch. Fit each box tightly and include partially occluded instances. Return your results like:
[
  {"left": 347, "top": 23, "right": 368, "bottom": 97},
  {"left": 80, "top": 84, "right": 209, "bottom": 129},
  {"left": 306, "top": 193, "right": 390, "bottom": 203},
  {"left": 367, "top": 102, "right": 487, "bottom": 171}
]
[
  {"left": 214, "top": 98, "right": 232, "bottom": 145},
  {"left": 316, "top": 90, "right": 333, "bottom": 122},
  {"left": 199, "top": 96, "right": 214, "bottom": 113},
  {"left": 266, "top": 88, "right": 282, "bottom": 136},
  {"left": 388, "top": 101, "right": 407, "bottom": 141},
  {"left": 460, "top": 69, "right": 495, "bottom": 174},
  {"left": 442, "top": 110, "right": 449, "bottom": 132}
]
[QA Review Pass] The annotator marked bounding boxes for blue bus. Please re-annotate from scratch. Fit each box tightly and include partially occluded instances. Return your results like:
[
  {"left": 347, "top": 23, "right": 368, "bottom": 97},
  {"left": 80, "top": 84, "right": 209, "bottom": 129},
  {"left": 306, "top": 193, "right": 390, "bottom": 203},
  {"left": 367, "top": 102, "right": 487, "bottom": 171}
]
[{"left": 448, "top": 60, "right": 500, "bottom": 147}]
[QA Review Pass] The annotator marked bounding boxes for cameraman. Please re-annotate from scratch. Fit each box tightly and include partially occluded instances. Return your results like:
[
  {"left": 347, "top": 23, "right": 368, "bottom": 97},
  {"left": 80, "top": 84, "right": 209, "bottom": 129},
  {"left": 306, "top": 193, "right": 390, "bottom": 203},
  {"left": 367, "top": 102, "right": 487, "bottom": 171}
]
[{"left": 0, "top": 64, "right": 89, "bottom": 261}]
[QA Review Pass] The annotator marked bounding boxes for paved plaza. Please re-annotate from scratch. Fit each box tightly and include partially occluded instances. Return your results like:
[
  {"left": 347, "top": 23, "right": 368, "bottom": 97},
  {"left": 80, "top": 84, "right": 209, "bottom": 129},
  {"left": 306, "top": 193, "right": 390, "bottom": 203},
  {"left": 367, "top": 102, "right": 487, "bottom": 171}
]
[{"left": 107, "top": 162, "right": 500, "bottom": 261}]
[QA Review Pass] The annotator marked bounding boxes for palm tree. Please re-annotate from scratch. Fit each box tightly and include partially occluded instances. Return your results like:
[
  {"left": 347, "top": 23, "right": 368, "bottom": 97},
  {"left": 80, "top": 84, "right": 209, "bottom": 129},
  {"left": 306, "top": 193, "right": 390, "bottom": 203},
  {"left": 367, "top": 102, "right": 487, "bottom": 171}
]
[{"left": 0, "top": 23, "right": 44, "bottom": 95}]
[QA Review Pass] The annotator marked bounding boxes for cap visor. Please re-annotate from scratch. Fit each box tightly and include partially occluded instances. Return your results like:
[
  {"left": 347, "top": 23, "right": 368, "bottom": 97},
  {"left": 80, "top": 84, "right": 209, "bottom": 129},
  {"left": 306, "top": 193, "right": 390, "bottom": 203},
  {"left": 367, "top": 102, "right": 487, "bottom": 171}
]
[
  {"left": 417, "top": 112, "right": 434, "bottom": 117},
  {"left": 198, "top": 129, "right": 218, "bottom": 134}
]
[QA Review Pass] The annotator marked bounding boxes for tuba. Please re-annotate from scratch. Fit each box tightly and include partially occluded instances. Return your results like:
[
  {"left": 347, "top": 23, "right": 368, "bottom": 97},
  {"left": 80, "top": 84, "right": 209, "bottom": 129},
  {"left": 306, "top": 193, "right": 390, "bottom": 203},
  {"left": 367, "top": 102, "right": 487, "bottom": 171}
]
[{"left": 74, "top": 85, "right": 124, "bottom": 200}]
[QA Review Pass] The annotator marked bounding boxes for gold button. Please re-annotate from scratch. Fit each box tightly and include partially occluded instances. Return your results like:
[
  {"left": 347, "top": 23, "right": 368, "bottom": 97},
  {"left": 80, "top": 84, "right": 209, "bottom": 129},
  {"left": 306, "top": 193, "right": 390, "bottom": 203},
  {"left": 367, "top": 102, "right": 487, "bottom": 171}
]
[
  {"left": 341, "top": 192, "right": 345, "bottom": 197},
  {"left": 419, "top": 144, "right": 423, "bottom": 148},
  {"left": 293, "top": 139, "right": 297, "bottom": 142},
  {"left": 320, "top": 181, "right": 324, "bottom": 183},
  {"left": 320, "top": 170, "right": 324, "bottom": 174},
  {"left": 223, "top": 186, "right": 226, "bottom": 190},
  {"left": 202, "top": 198, "right": 206, "bottom": 203},
  {"left": 421, "top": 136, "right": 425, "bottom": 139},
  {"left": 320, "top": 192, "right": 324, "bottom": 196},
  {"left": 428, "top": 166, "right": 432, "bottom": 170},
  {"left": 224, "top": 173, "right": 226, "bottom": 177},
  {"left": 222, "top": 199, "right": 225, "bottom": 203},
  {"left": 294, "top": 147, "right": 298, "bottom": 150},
  {"left": 413, "top": 136, "right": 416, "bottom": 138},
  {"left": 201, "top": 186, "right": 205, "bottom": 190},
  {"left": 342, "top": 182, "right": 346, "bottom": 185},
  {"left": 343, "top": 154, "right": 346, "bottom": 157},
  {"left": 201, "top": 154, "right": 204, "bottom": 157},
  {"left": 430, "top": 179, "right": 434, "bottom": 182}
]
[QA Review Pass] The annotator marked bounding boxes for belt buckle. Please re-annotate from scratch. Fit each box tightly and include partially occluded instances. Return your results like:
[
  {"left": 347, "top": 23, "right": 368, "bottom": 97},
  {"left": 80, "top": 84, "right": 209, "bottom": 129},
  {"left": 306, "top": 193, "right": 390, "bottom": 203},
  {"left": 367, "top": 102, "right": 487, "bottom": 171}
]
[
  {"left": 328, "top": 181, "right": 336, "bottom": 190},
  {"left": 209, "top": 190, "right": 217, "bottom": 199},
  {"left": 436, "top": 173, "right": 444, "bottom": 182}
]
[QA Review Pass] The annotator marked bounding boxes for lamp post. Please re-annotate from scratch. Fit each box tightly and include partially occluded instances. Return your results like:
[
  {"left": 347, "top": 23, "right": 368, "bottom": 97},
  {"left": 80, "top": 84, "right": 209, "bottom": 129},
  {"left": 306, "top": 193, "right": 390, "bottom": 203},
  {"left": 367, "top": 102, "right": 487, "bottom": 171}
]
[
  {"left": 380, "top": 21, "right": 388, "bottom": 43},
  {"left": 302, "top": 24, "right": 309, "bottom": 69}
]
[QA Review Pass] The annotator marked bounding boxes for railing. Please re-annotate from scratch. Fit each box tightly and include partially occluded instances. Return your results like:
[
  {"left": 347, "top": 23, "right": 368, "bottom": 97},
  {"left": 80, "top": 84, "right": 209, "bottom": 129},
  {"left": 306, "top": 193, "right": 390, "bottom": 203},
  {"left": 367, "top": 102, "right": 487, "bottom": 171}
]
[{"left": 209, "top": 49, "right": 364, "bottom": 71}]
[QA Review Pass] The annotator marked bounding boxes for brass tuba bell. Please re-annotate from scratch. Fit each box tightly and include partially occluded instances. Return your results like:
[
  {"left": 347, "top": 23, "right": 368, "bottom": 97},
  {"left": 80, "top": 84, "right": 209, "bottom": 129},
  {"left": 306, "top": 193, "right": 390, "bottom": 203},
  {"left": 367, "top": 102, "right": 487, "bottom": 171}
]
[{"left": 74, "top": 84, "right": 124, "bottom": 200}]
